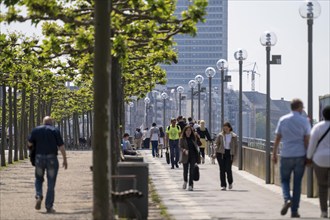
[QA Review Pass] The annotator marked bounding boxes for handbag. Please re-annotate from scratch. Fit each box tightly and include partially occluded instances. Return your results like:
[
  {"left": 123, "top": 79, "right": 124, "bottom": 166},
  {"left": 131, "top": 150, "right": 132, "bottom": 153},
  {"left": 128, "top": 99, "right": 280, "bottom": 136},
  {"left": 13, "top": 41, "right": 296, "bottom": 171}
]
[
  {"left": 196, "top": 136, "right": 202, "bottom": 146},
  {"left": 193, "top": 164, "right": 200, "bottom": 181},
  {"left": 165, "top": 147, "right": 170, "bottom": 164}
]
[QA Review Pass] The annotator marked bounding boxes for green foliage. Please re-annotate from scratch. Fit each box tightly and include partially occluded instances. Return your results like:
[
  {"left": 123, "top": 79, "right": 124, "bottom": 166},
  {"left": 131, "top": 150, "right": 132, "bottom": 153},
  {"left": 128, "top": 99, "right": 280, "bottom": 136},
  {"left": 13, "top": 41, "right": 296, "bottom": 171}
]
[{"left": 0, "top": 0, "right": 207, "bottom": 118}]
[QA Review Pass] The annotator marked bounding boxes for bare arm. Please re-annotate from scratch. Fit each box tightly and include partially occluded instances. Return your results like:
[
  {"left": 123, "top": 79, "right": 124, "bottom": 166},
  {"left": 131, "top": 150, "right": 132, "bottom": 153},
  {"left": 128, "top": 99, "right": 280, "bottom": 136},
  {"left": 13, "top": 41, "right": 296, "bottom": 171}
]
[
  {"left": 58, "top": 145, "right": 68, "bottom": 169},
  {"left": 304, "top": 135, "right": 310, "bottom": 150},
  {"left": 272, "top": 134, "right": 281, "bottom": 164}
]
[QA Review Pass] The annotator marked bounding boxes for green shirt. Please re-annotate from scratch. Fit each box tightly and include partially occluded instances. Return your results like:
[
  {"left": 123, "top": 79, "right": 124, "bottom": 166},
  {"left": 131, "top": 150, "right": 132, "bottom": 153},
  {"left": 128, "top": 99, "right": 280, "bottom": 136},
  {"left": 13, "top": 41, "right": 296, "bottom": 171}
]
[{"left": 166, "top": 125, "right": 181, "bottom": 140}]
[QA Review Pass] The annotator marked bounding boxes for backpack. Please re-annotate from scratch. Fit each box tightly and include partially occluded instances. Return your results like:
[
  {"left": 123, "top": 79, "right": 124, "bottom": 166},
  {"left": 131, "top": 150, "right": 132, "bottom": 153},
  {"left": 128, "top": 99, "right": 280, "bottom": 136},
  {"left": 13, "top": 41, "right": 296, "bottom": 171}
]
[
  {"left": 167, "top": 125, "right": 180, "bottom": 132},
  {"left": 134, "top": 131, "right": 142, "bottom": 139}
]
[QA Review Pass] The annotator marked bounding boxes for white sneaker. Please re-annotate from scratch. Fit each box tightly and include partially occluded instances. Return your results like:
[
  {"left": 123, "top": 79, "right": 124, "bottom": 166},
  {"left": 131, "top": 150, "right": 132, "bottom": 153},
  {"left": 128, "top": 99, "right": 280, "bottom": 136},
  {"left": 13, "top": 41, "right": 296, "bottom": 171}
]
[
  {"left": 182, "top": 182, "right": 187, "bottom": 189},
  {"left": 221, "top": 187, "right": 226, "bottom": 191},
  {"left": 229, "top": 184, "right": 233, "bottom": 189},
  {"left": 188, "top": 186, "right": 193, "bottom": 191}
]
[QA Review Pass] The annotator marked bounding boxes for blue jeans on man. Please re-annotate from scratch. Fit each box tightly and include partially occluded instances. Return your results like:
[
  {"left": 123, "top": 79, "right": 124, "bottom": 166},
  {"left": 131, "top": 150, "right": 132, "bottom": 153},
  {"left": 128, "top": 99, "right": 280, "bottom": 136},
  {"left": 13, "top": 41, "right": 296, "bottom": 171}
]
[
  {"left": 169, "top": 139, "right": 179, "bottom": 168},
  {"left": 35, "top": 154, "right": 59, "bottom": 210},
  {"left": 151, "top": 140, "right": 159, "bottom": 157},
  {"left": 280, "top": 157, "right": 305, "bottom": 213}
]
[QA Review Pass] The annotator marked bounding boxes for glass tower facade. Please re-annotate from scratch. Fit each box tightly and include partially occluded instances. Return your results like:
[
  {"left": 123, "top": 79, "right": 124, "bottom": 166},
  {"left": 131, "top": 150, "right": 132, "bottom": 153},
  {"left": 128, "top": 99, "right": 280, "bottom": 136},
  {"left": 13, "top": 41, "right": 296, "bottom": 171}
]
[{"left": 162, "top": 0, "right": 228, "bottom": 89}]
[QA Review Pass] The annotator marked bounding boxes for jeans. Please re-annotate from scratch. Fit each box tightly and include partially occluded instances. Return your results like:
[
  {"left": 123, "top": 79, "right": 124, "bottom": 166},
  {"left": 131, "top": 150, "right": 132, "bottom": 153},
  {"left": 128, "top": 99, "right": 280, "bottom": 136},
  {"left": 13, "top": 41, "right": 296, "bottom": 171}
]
[
  {"left": 169, "top": 139, "right": 179, "bottom": 167},
  {"left": 151, "top": 140, "right": 158, "bottom": 157},
  {"left": 216, "top": 150, "right": 233, "bottom": 187},
  {"left": 280, "top": 157, "right": 305, "bottom": 213},
  {"left": 35, "top": 154, "right": 59, "bottom": 210}
]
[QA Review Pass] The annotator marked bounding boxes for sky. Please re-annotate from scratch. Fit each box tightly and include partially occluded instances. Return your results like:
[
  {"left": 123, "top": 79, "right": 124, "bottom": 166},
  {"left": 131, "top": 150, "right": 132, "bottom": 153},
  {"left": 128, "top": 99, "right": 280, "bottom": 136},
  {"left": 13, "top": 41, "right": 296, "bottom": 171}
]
[
  {"left": 0, "top": 0, "right": 329, "bottom": 120},
  {"left": 227, "top": 0, "right": 330, "bottom": 120}
]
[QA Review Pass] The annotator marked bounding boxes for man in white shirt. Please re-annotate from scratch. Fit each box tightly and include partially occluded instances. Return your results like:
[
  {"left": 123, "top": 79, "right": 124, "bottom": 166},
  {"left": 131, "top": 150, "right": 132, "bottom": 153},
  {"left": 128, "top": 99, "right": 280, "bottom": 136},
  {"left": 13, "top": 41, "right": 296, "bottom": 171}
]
[
  {"left": 149, "top": 123, "right": 160, "bottom": 157},
  {"left": 307, "top": 105, "right": 330, "bottom": 218}
]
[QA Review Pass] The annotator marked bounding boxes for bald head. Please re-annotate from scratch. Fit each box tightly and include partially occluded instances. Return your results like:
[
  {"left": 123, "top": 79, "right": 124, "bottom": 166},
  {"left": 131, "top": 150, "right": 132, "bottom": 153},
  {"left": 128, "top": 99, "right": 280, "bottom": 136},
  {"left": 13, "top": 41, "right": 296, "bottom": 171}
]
[{"left": 43, "top": 116, "right": 53, "bottom": 125}]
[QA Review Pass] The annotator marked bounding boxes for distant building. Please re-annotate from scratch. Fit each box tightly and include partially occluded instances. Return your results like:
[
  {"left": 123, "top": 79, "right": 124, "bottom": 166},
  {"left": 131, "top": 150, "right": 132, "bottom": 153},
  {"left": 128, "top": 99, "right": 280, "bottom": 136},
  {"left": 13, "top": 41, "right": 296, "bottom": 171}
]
[{"left": 160, "top": 0, "right": 228, "bottom": 107}]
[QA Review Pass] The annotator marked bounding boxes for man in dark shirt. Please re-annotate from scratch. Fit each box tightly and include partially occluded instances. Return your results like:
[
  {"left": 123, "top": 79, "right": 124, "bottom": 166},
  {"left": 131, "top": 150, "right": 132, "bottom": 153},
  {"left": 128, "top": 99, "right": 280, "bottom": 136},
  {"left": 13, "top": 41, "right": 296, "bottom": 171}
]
[
  {"left": 28, "top": 116, "right": 68, "bottom": 214},
  {"left": 177, "top": 115, "right": 187, "bottom": 131}
]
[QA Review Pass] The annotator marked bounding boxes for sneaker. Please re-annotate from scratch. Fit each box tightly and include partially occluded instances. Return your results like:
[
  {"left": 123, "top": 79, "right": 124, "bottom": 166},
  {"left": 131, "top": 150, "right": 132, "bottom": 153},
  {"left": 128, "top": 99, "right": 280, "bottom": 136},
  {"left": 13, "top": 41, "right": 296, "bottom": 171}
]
[
  {"left": 221, "top": 187, "right": 226, "bottom": 191},
  {"left": 320, "top": 212, "right": 328, "bottom": 218},
  {"left": 35, "top": 196, "right": 42, "bottom": 210},
  {"left": 182, "top": 182, "right": 187, "bottom": 189},
  {"left": 175, "top": 164, "right": 179, "bottom": 168},
  {"left": 202, "top": 157, "right": 205, "bottom": 164},
  {"left": 229, "top": 184, "right": 233, "bottom": 190},
  {"left": 171, "top": 166, "right": 174, "bottom": 169},
  {"left": 291, "top": 212, "right": 300, "bottom": 218},
  {"left": 281, "top": 200, "right": 291, "bottom": 215},
  {"left": 188, "top": 186, "right": 193, "bottom": 191},
  {"left": 46, "top": 207, "right": 56, "bottom": 214}
]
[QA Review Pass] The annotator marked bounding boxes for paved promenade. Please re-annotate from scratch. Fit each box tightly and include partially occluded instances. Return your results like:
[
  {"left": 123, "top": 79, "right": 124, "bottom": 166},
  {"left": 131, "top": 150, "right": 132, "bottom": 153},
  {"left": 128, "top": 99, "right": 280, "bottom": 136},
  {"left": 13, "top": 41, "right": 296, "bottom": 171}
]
[
  {"left": 141, "top": 150, "right": 322, "bottom": 220},
  {"left": 0, "top": 150, "right": 323, "bottom": 220}
]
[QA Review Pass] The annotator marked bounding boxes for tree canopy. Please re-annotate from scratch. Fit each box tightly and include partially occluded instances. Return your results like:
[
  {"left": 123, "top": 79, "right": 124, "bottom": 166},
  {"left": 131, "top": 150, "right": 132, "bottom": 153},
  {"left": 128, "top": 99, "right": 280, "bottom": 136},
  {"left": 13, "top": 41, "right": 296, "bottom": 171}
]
[{"left": 1, "top": 0, "right": 207, "bottom": 102}]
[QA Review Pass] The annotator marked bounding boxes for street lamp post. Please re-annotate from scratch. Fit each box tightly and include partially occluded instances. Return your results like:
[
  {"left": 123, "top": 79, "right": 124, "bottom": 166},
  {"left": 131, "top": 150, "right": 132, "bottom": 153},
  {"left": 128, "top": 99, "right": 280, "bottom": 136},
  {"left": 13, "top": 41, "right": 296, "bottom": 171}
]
[
  {"left": 260, "top": 31, "right": 277, "bottom": 184},
  {"left": 216, "top": 59, "right": 228, "bottom": 129},
  {"left": 161, "top": 92, "right": 168, "bottom": 130},
  {"left": 128, "top": 101, "right": 134, "bottom": 135},
  {"left": 195, "top": 75, "right": 204, "bottom": 120},
  {"left": 144, "top": 97, "right": 150, "bottom": 128},
  {"left": 188, "top": 80, "right": 197, "bottom": 119},
  {"left": 234, "top": 49, "right": 248, "bottom": 171},
  {"left": 177, "top": 86, "right": 184, "bottom": 116},
  {"left": 299, "top": 0, "right": 321, "bottom": 198},
  {"left": 205, "top": 67, "right": 216, "bottom": 135}
]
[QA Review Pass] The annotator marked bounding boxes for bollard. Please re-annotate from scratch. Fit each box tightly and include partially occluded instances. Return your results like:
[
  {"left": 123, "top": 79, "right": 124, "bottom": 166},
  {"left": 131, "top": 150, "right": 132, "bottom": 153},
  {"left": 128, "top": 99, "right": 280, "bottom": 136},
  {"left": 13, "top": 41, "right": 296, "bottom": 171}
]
[{"left": 117, "top": 162, "right": 148, "bottom": 219}]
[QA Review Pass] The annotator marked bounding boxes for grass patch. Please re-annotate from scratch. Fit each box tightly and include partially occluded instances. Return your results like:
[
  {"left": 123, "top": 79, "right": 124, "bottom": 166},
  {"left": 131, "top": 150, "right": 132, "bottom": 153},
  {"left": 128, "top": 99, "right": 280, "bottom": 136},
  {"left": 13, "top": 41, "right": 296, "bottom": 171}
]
[{"left": 149, "top": 179, "right": 173, "bottom": 220}]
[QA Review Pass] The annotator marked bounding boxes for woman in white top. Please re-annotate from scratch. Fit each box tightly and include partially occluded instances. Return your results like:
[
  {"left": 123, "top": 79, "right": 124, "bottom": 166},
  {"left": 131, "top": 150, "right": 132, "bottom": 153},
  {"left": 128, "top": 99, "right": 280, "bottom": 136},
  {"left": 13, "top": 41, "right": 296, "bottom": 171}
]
[
  {"left": 214, "top": 122, "right": 238, "bottom": 190},
  {"left": 307, "top": 105, "right": 330, "bottom": 218}
]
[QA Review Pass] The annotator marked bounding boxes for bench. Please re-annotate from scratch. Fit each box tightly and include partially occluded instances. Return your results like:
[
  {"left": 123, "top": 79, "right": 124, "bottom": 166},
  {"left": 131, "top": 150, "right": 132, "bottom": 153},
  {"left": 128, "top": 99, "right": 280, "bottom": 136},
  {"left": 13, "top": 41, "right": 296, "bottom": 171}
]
[{"left": 111, "top": 175, "right": 143, "bottom": 220}]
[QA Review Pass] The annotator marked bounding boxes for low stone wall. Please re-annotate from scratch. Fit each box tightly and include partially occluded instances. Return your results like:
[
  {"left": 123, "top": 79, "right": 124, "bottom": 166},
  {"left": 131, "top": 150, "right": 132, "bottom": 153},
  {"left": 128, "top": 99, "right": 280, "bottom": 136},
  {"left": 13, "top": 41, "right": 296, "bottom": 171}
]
[{"left": 239, "top": 146, "right": 318, "bottom": 197}]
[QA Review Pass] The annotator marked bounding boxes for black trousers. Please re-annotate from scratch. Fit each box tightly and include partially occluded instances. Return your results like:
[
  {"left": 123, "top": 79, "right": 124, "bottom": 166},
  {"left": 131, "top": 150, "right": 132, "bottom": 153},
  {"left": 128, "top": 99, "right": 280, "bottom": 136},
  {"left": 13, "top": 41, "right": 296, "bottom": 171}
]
[
  {"left": 216, "top": 150, "right": 233, "bottom": 187},
  {"left": 183, "top": 155, "right": 197, "bottom": 186}
]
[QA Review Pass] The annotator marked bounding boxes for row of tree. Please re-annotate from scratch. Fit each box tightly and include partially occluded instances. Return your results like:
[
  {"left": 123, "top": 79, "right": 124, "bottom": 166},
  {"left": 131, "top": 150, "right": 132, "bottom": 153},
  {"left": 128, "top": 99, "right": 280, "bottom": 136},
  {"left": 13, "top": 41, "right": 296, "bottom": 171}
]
[{"left": 0, "top": 0, "right": 207, "bottom": 218}]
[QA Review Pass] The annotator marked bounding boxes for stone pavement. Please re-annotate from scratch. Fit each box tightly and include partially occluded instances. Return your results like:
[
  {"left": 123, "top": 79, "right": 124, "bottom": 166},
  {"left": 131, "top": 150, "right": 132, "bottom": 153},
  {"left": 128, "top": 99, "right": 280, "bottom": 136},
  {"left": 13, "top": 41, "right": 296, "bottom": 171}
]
[
  {"left": 0, "top": 150, "right": 165, "bottom": 220},
  {"left": 141, "top": 150, "right": 323, "bottom": 220},
  {"left": 0, "top": 150, "right": 325, "bottom": 220}
]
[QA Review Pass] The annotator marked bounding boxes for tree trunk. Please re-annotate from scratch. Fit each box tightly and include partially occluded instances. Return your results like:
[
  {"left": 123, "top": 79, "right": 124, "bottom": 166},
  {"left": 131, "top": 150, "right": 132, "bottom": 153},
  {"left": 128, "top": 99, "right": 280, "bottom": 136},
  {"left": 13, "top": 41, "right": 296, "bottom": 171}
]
[
  {"left": 1, "top": 84, "right": 7, "bottom": 166},
  {"left": 8, "top": 87, "right": 13, "bottom": 164},
  {"left": 36, "top": 87, "right": 41, "bottom": 126},
  {"left": 93, "top": 0, "right": 112, "bottom": 218},
  {"left": 13, "top": 85, "right": 19, "bottom": 161},
  {"left": 19, "top": 88, "right": 26, "bottom": 160},
  {"left": 110, "top": 57, "right": 122, "bottom": 175}
]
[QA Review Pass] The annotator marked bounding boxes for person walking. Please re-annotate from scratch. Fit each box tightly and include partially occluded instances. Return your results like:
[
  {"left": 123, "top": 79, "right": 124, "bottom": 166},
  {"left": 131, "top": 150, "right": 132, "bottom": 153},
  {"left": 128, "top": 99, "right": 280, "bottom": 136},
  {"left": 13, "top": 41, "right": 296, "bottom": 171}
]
[
  {"left": 196, "top": 120, "right": 212, "bottom": 164},
  {"left": 133, "top": 128, "right": 143, "bottom": 149},
  {"left": 142, "top": 127, "right": 150, "bottom": 149},
  {"left": 27, "top": 116, "right": 68, "bottom": 213},
  {"left": 177, "top": 115, "right": 187, "bottom": 131},
  {"left": 158, "top": 127, "right": 166, "bottom": 157},
  {"left": 165, "top": 118, "right": 181, "bottom": 169},
  {"left": 214, "top": 122, "right": 238, "bottom": 191},
  {"left": 179, "top": 126, "right": 199, "bottom": 191},
  {"left": 306, "top": 105, "right": 330, "bottom": 219},
  {"left": 272, "top": 99, "right": 311, "bottom": 218},
  {"left": 150, "top": 123, "right": 160, "bottom": 157}
]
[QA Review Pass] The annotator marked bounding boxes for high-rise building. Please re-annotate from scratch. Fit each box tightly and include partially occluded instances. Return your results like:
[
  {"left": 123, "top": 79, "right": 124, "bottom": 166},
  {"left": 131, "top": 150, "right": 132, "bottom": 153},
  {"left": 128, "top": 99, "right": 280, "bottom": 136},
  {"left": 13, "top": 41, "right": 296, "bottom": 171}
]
[{"left": 162, "top": 0, "right": 228, "bottom": 89}]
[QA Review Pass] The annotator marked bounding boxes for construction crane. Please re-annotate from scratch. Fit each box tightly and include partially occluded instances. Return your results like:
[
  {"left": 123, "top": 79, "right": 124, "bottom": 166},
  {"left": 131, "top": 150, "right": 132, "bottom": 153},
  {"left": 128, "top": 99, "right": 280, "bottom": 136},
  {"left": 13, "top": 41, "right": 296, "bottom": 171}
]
[{"left": 227, "top": 62, "right": 259, "bottom": 91}]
